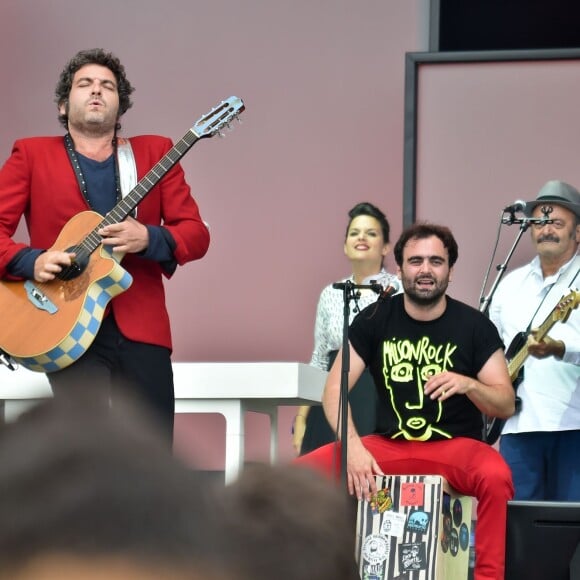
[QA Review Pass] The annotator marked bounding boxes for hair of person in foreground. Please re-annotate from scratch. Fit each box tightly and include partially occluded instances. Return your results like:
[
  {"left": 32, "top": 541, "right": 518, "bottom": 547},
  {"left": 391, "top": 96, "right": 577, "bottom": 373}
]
[
  {"left": 0, "top": 388, "right": 226, "bottom": 580},
  {"left": 221, "top": 462, "right": 360, "bottom": 580}
]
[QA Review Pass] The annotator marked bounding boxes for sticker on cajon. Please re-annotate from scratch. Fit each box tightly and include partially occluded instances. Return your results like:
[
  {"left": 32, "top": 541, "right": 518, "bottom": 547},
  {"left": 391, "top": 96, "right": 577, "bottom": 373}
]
[{"left": 355, "top": 475, "right": 473, "bottom": 580}]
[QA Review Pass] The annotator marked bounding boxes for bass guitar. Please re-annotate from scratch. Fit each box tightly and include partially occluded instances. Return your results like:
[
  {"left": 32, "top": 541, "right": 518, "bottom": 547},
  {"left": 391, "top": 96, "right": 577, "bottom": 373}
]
[
  {"left": 0, "top": 97, "right": 244, "bottom": 373},
  {"left": 485, "top": 289, "right": 580, "bottom": 444}
]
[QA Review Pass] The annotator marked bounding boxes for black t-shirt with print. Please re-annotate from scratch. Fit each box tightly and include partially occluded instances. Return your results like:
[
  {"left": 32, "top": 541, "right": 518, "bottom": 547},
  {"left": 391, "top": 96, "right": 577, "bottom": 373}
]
[{"left": 349, "top": 294, "right": 504, "bottom": 441}]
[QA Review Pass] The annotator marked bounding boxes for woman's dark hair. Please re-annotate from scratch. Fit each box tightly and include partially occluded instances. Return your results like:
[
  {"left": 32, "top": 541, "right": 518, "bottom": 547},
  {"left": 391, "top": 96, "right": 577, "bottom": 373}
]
[
  {"left": 393, "top": 222, "right": 458, "bottom": 268},
  {"left": 345, "top": 202, "right": 390, "bottom": 244},
  {"left": 55, "top": 48, "right": 135, "bottom": 131}
]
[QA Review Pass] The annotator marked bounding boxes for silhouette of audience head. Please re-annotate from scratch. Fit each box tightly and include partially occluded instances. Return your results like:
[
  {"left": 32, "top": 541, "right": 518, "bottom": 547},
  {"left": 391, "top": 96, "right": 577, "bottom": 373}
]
[
  {"left": 221, "top": 463, "right": 359, "bottom": 580},
  {"left": 0, "top": 390, "right": 225, "bottom": 580}
]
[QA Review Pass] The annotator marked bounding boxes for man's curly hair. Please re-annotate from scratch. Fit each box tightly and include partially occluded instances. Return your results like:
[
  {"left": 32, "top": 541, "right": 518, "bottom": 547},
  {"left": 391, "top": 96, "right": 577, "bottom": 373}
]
[{"left": 54, "top": 48, "right": 135, "bottom": 131}]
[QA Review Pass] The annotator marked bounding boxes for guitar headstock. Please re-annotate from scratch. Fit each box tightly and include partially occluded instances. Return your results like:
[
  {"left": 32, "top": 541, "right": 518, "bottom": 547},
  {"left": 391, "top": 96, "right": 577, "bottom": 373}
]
[
  {"left": 193, "top": 96, "right": 245, "bottom": 139},
  {"left": 554, "top": 290, "right": 580, "bottom": 323}
]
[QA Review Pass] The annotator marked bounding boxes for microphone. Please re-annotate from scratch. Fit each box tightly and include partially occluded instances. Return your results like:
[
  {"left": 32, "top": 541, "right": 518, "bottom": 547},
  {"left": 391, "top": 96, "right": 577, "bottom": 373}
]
[
  {"left": 363, "top": 274, "right": 400, "bottom": 299},
  {"left": 503, "top": 200, "right": 526, "bottom": 213},
  {"left": 332, "top": 279, "right": 383, "bottom": 293},
  {"left": 378, "top": 278, "right": 400, "bottom": 300}
]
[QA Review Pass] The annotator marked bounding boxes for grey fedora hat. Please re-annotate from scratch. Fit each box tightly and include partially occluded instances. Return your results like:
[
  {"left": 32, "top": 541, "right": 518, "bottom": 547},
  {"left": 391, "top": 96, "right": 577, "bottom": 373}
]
[{"left": 525, "top": 180, "right": 580, "bottom": 218}]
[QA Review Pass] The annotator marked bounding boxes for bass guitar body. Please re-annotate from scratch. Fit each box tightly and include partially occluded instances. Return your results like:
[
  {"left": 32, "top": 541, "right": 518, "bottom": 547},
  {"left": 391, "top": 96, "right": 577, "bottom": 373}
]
[
  {"left": 484, "top": 332, "right": 524, "bottom": 445},
  {"left": 484, "top": 289, "right": 580, "bottom": 444}
]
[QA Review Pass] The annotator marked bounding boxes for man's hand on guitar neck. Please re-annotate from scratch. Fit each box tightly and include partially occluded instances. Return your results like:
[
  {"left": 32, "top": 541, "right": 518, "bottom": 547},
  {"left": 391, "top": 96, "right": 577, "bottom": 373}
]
[
  {"left": 34, "top": 250, "right": 76, "bottom": 282},
  {"left": 527, "top": 332, "right": 565, "bottom": 360},
  {"left": 98, "top": 217, "right": 149, "bottom": 254}
]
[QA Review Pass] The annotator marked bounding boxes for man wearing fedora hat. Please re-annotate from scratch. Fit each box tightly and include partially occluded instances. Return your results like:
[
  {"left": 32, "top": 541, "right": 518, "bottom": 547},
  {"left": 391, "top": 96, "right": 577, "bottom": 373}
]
[{"left": 490, "top": 179, "right": 580, "bottom": 501}]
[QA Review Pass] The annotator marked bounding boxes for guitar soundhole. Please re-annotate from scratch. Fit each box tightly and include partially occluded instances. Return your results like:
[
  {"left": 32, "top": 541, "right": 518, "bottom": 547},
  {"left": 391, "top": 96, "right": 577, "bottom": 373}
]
[{"left": 57, "top": 246, "right": 89, "bottom": 281}]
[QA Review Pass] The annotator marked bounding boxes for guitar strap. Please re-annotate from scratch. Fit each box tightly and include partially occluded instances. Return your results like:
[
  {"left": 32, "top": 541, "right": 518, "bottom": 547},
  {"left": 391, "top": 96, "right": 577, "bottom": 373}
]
[
  {"left": 64, "top": 133, "right": 138, "bottom": 218},
  {"left": 566, "top": 260, "right": 580, "bottom": 289},
  {"left": 116, "top": 137, "right": 138, "bottom": 218},
  {"left": 525, "top": 282, "right": 557, "bottom": 333},
  {"left": 526, "top": 257, "right": 580, "bottom": 333}
]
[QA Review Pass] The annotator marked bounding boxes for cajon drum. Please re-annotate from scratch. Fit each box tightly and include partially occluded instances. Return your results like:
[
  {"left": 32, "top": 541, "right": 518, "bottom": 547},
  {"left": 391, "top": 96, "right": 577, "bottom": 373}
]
[{"left": 355, "top": 475, "right": 473, "bottom": 579}]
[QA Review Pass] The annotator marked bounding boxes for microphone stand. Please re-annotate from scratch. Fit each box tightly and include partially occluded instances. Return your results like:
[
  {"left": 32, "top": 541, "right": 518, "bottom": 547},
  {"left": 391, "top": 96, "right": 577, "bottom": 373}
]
[
  {"left": 332, "top": 279, "right": 381, "bottom": 487},
  {"left": 479, "top": 216, "right": 533, "bottom": 316},
  {"left": 480, "top": 212, "right": 552, "bottom": 314},
  {"left": 478, "top": 211, "right": 552, "bottom": 441}
]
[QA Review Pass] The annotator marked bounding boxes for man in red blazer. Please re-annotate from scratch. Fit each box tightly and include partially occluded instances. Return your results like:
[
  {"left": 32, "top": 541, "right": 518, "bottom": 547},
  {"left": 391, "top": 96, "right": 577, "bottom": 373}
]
[{"left": 0, "top": 48, "right": 210, "bottom": 442}]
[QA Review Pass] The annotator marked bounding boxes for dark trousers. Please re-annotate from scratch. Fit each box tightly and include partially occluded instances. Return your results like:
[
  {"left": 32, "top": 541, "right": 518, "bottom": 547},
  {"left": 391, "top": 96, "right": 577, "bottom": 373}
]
[
  {"left": 500, "top": 430, "right": 580, "bottom": 501},
  {"left": 47, "top": 314, "right": 174, "bottom": 444}
]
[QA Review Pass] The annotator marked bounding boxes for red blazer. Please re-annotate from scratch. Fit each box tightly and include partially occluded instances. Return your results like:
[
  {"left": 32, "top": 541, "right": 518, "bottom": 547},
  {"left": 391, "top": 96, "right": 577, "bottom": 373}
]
[{"left": 0, "top": 135, "right": 210, "bottom": 350}]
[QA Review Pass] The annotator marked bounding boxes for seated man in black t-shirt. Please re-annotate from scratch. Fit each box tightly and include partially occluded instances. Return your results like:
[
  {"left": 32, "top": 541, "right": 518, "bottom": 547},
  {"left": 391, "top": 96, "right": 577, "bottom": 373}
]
[{"left": 296, "top": 222, "right": 515, "bottom": 580}]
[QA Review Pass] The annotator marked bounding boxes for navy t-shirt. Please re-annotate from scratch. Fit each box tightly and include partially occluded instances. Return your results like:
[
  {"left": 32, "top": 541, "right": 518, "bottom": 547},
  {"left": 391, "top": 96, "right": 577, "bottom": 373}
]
[{"left": 349, "top": 294, "right": 504, "bottom": 441}]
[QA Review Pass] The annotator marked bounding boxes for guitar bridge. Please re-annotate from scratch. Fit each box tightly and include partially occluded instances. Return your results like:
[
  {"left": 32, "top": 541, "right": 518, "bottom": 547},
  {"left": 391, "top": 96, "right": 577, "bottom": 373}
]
[{"left": 24, "top": 280, "right": 57, "bottom": 314}]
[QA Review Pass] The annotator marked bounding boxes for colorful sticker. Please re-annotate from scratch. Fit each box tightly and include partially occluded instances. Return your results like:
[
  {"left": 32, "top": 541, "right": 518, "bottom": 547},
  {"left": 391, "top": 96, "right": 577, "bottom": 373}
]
[
  {"left": 459, "top": 522, "right": 470, "bottom": 551},
  {"left": 362, "top": 534, "right": 390, "bottom": 565},
  {"left": 380, "top": 511, "right": 407, "bottom": 538},
  {"left": 449, "top": 528, "right": 459, "bottom": 557},
  {"left": 406, "top": 509, "right": 431, "bottom": 534},
  {"left": 443, "top": 512, "right": 452, "bottom": 536},
  {"left": 401, "top": 482, "right": 424, "bottom": 506},
  {"left": 370, "top": 487, "right": 393, "bottom": 514},
  {"left": 362, "top": 561, "right": 385, "bottom": 580},
  {"left": 442, "top": 492, "right": 451, "bottom": 514},
  {"left": 399, "top": 542, "right": 427, "bottom": 572},
  {"left": 452, "top": 498, "right": 463, "bottom": 526}
]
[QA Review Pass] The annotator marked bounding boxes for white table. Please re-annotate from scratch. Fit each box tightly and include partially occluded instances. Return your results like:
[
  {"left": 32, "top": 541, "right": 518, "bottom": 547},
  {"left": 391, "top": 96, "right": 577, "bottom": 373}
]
[
  {"left": 0, "top": 361, "right": 327, "bottom": 483},
  {"left": 0, "top": 363, "right": 52, "bottom": 420}
]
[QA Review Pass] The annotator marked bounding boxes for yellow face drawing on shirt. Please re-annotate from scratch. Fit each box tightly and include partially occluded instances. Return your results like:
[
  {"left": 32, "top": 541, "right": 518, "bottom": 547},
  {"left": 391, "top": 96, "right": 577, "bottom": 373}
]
[{"left": 382, "top": 336, "right": 457, "bottom": 440}]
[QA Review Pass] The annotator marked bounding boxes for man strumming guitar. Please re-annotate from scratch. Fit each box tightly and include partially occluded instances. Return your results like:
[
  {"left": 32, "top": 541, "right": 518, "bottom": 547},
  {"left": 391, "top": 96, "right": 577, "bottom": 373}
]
[
  {"left": 490, "top": 180, "right": 580, "bottom": 501},
  {"left": 0, "top": 49, "right": 210, "bottom": 443}
]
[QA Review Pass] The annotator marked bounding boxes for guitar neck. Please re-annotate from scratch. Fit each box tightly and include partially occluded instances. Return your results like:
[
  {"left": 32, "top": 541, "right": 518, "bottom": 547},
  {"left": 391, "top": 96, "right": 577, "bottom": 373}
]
[
  {"left": 507, "top": 309, "right": 561, "bottom": 381},
  {"left": 508, "top": 345, "right": 529, "bottom": 382},
  {"left": 67, "top": 95, "right": 244, "bottom": 259},
  {"left": 83, "top": 129, "right": 200, "bottom": 253}
]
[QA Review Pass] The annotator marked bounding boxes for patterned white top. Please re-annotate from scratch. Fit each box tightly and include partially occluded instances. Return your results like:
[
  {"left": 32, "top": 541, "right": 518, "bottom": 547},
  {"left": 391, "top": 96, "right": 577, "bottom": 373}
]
[{"left": 309, "top": 269, "right": 400, "bottom": 371}]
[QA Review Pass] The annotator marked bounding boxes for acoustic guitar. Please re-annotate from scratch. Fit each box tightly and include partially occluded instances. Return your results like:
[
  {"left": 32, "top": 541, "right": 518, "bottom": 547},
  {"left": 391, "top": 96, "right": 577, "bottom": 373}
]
[
  {"left": 485, "top": 289, "right": 580, "bottom": 444},
  {"left": 0, "top": 97, "right": 244, "bottom": 373}
]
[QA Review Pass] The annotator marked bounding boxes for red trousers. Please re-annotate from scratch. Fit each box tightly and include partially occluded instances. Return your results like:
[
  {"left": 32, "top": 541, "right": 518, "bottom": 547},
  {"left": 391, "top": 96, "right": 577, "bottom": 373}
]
[{"left": 295, "top": 435, "right": 513, "bottom": 580}]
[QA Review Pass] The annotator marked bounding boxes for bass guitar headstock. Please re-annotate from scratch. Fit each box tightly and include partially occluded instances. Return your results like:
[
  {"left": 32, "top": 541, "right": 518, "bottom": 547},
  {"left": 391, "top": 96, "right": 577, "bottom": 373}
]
[{"left": 554, "top": 290, "right": 580, "bottom": 324}]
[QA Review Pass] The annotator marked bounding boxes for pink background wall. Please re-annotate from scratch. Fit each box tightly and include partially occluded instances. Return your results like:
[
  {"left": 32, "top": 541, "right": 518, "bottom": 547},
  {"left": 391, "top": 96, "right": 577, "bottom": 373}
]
[
  {"left": 413, "top": 56, "right": 580, "bottom": 308},
  {"left": 0, "top": 0, "right": 427, "bottom": 469},
  {"left": 4, "top": 4, "right": 579, "bottom": 473}
]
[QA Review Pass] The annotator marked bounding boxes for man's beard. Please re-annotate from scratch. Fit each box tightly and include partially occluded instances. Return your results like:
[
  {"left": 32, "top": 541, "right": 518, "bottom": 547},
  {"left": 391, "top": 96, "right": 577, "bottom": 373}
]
[
  {"left": 67, "top": 103, "right": 117, "bottom": 137},
  {"left": 402, "top": 276, "right": 448, "bottom": 306}
]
